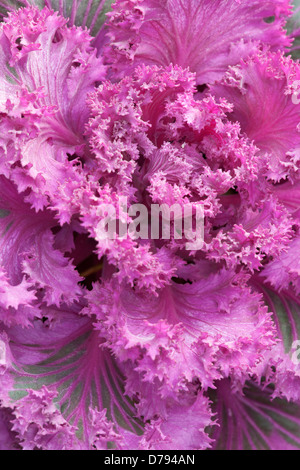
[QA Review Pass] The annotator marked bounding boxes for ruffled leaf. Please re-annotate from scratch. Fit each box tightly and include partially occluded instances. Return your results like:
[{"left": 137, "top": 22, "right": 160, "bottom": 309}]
[
  {"left": 0, "top": 406, "right": 19, "bottom": 449},
  {"left": 0, "top": 1, "right": 114, "bottom": 37},
  {"left": 0, "top": 305, "right": 144, "bottom": 449},
  {"left": 87, "top": 268, "right": 276, "bottom": 393},
  {"left": 262, "top": 235, "right": 300, "bottom": 295},
  {"left": 0, "top": 5, "right": 106, "bottom": 214},
  {"left": 139, "top": 393, "right": 214, "bottom": 450},
  {"left": 0, "top": 176, "right": 82, "bottom": 312},
  {"left": 105, "top": 0, "right": 292, "bottom": 84},
  {"left": 210, "top": 50, "right": 300, "bottom": 182}
]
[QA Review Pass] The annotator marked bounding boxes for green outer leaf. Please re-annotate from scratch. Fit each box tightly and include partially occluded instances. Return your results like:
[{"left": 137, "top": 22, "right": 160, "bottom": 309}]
[
  {"left": 6, "top": 317, "right": 143, "bottom": 449},
  {"left": 210, "top": 380, "right": 300, "bottom": 450},
  {"left": 48, "top": 0, "right": 114, "bottom": 35},
  {"left": 0, "top": 209, "right": 10, "bottom": 218},
  {"left": 255, "top": 280, "right": 300, "bottom": 354},
  {"left": 0, "top": 0, "right": 114, "bottom": 36},
  {"left": 287, "top": 0, "right": 300, "bottom": 59}
]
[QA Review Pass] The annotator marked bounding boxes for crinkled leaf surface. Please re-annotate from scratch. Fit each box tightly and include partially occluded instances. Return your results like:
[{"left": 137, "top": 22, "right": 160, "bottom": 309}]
[{"left": 2, "top": 308, "right": 143, "bottom": 449}]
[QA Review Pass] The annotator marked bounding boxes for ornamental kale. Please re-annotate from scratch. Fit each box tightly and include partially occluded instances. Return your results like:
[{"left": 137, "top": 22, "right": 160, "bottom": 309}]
[{"left": 0, "top": 0, "right": 300, "bottom": 451}]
